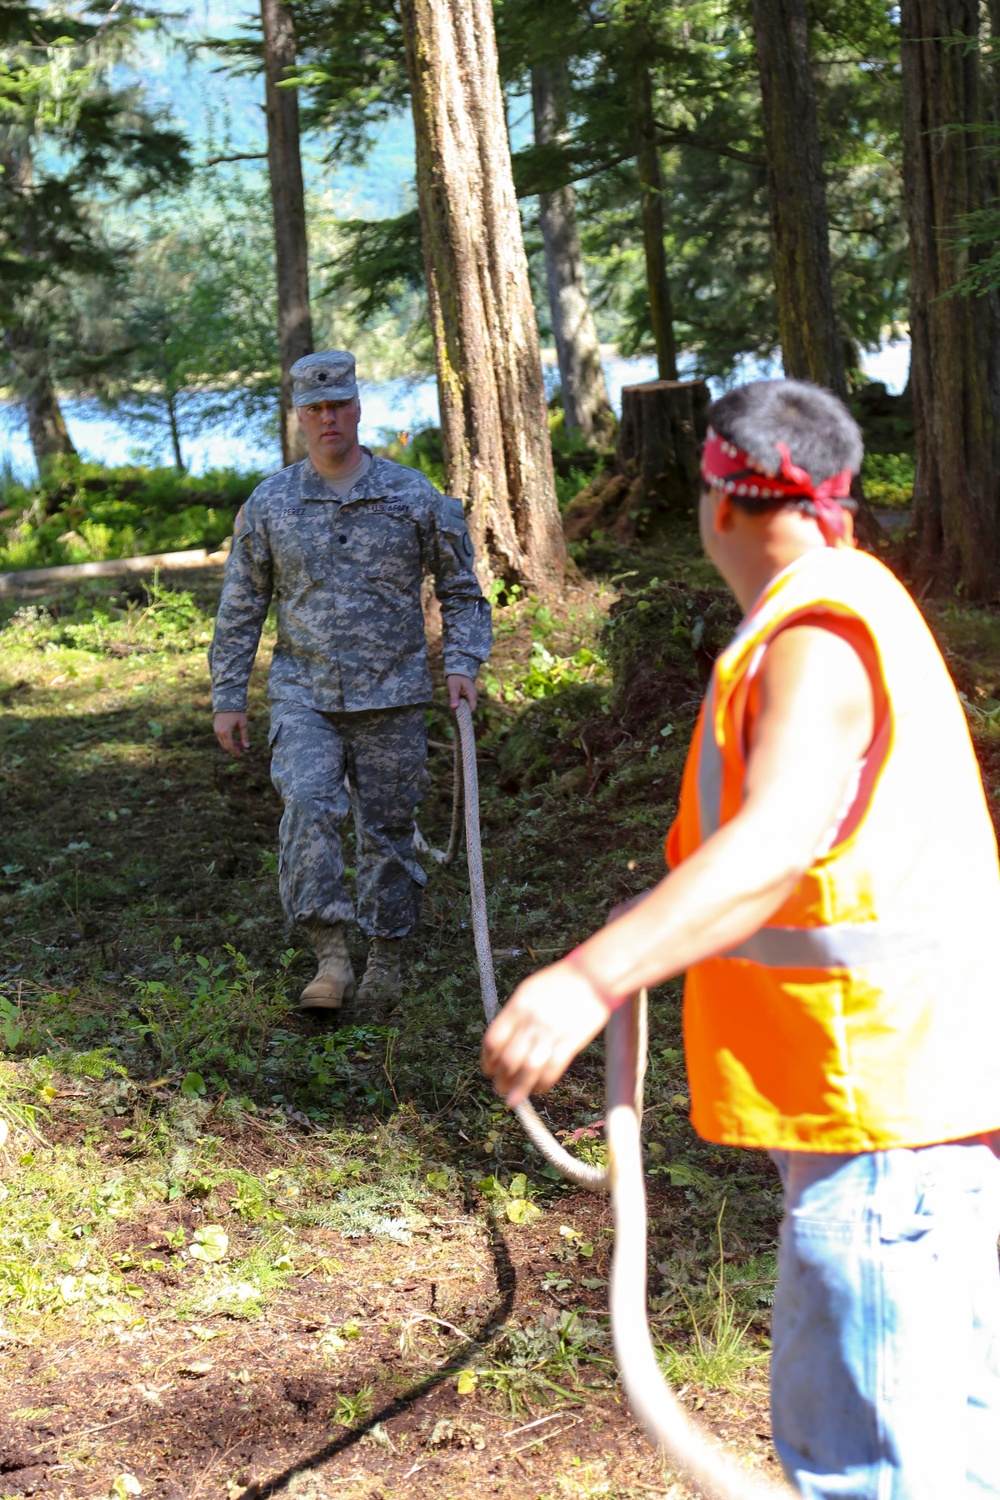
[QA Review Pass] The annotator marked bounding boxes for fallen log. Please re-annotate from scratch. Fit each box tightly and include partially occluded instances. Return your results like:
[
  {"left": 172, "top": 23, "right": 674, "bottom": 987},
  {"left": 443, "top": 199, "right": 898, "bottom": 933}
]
[{"left": 0, "top": 544, "right": 231, "bottom": 598}]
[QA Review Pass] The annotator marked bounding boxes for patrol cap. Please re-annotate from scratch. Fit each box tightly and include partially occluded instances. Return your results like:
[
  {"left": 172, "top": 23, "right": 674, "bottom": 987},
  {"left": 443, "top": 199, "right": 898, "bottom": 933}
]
[{"left": 290, "top": 350, "right": 358, "bottom": 408}]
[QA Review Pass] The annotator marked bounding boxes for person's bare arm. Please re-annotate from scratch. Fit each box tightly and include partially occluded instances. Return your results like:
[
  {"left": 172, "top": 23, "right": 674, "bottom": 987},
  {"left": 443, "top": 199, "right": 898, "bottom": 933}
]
[{"left": 481, "top": 624, "right": 876, "bottom": 1106}]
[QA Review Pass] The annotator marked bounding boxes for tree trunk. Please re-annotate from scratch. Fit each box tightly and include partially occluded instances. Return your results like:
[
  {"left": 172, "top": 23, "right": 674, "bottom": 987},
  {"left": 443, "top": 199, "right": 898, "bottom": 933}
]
[
  {"left": 618, "top": 379, "right": 709, "bottom": 494},
  {"left": 166, "top": 392, "right": 185, "bottom": 472},
  {"left": 634, "top": 63, "right": 678, "bottom": 382},
  {"left": 15, "top": 345, "right": 78, "bottom": 474},
  {"left": 0, "top": 142, "right": 78, "bottom": 476},
  {"left": 3, "top": 319, "right": 78, "bottom": 474},
  {"left": 261, "top": 0, "right": 313, "bottom": 468},
  {"left": 563, "top": 378, "right": 710, "bottom": 543},
  {"left": 750, "top": 0, "right": 847, "bottom": 398},
  {"left": 900, "top": 0, "right": 1000, "bottom": 597},
  {"left": 531, "top": 63, "right": 613, "bottom": 445},
  {"left": 399, "top": 0, "right": 566, "bottom": 593},
  {"left": 750, "top": 0, "right": 883, "bottom": 549}
]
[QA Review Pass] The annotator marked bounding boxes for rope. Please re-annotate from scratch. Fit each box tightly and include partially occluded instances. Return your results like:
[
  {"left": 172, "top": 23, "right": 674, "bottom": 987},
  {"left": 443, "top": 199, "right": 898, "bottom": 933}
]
[
  {"left": 454, "top": 698, "right": 792, "bottom": 1498},
  {"left": 443, "top": 730, "right": 463, "bottom": 867},
  {"left": 455, "top": 699, "right": 607, "bottom": 1190}
]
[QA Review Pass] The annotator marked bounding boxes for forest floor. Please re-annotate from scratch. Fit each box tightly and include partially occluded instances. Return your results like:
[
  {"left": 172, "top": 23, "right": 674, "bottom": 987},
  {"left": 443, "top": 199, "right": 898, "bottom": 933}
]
[{"left": 2, "top": 521, "right": 1000, "bottom": 1500}]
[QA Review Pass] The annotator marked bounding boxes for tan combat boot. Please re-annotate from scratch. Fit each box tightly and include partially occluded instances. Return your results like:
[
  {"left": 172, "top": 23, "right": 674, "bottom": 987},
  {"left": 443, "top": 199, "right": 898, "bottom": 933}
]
[
  {"left": 300, "top": 923, "right": 356, "bottom": 1010},
  {"left": 356, "top": 937, "right": 404, "bottom": 1013}
]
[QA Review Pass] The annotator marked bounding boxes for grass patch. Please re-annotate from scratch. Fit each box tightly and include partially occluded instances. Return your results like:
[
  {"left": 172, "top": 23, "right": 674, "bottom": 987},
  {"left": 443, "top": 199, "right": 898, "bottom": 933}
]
[{"left": 656, "top": 1211, "right": 769, "bottom": 1393}]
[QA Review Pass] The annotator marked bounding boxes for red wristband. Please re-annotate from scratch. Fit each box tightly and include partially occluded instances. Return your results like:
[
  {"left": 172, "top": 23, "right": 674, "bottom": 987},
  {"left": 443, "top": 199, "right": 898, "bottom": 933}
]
[{"left": 563, "top": 947, "right": 628, "bottom": 1013}]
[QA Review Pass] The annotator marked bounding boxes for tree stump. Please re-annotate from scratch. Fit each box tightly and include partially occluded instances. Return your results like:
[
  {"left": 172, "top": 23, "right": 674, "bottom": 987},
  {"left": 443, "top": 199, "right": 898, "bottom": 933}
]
[{"left": 563, "top": 378, "right": 710, "bottom": 544}]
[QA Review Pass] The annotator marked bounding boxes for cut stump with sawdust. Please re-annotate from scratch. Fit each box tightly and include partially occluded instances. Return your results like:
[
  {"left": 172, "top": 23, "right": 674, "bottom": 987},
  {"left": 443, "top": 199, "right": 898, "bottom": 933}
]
[{"left": 564, "top": 378, "right": 710, "bottom": 545}]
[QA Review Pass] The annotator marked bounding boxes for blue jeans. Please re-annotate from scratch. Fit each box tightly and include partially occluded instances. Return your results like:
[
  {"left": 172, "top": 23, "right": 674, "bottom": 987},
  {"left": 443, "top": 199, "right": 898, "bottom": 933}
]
[{"left": 770, "top": 1142, "right": 1000, "bottom": 1499}]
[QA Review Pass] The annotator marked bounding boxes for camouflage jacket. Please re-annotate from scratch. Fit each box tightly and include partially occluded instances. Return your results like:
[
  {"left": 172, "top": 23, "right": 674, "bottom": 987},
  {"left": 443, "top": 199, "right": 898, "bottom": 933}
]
[{"left": 209, "top": 455, "right": 492, "bottom": 713}]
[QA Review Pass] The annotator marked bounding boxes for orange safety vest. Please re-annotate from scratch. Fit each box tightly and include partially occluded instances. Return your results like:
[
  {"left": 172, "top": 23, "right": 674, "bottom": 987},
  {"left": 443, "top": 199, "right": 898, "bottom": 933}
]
[{"left": 667, "top": 547, "right": 1000, "bottom": 1152}]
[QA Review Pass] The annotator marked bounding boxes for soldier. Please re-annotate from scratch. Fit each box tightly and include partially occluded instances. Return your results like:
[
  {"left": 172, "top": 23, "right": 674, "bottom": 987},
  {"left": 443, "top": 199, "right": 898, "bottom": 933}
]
[{"left": 210, "top": 350, "right": 492, "bottom": 1015}]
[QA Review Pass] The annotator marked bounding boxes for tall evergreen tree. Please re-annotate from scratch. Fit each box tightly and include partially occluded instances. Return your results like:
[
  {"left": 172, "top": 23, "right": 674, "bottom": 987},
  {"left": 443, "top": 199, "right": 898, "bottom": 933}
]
[
  {"left": 398, "top": 0, "right": 565, "bottom": 592},
  {"left": 261, "top": 0, "right": 313, "bottom": 466},
  {"left": 0, "top": 2, "right": 189, "bottom": 474},
  {"left": 283, "top": 0, "right": 907, "bottom": 395},
  {"left": 531, "top": 61, "right": 612, "bottom": 442},
  {"left": 0, "top": 141, "right": 79, "bottom": 466},
  {"left": 750, "top": 0, "right": 847, "bottom": 395},
  {"left": 900, "top": 0, "right": 1000, "bottom": 597}
]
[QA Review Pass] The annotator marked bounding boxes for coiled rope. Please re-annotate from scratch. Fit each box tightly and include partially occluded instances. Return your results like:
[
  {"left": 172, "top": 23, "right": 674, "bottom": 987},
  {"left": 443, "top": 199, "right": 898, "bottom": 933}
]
[{"left": 451, "top": 699, "right": 791, "bottom": 1499}]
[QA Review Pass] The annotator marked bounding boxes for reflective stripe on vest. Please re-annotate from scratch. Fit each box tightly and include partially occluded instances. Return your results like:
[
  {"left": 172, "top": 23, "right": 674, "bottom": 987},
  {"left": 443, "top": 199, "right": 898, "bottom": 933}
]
[
  {"left": 697, "top": 653, "right": 940, "bottom": 971},
  {"left": 723, "top": 922, "right": 944, "bottom": 969},
  {"left": 697, "top": 680, "right": 722, "bottom": 842}
]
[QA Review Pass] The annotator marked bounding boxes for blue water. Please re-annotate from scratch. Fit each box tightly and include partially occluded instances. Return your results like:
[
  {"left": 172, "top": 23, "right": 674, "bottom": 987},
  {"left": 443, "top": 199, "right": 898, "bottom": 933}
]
[
  {"left": 0, "top": 362, "right": 648, "bottom": 480},
  {"left": 0, "top": 340, "right": 909, "bottom": 484}
]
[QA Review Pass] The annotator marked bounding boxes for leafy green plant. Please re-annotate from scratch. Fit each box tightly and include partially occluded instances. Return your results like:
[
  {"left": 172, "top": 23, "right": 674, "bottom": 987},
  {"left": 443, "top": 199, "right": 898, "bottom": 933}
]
[
  {"left": 554, "top": 465, "right": 595, "bottom": 509},
  {"left": 477, "top": 1310, "right": 610, "bottom": 1411},
  {"left": 377, "top": 425, "right": 446, "bottom": 492},
  {"left": 189, "top": 1225, "right": 229, "bottom": 1263},
  {"left": 486, "top": 578, "right": 523, "bottom": 608},
  {"left": 1, "top": 573, "right": 214, "bottom": 658},
  {"left": 861, "top": 452, "right": 914, "bottom": 509},
  {"left": 0, "top": 993, "right": 32, "bottom": 1051},
  {"left": 0, "top": 460, "right": 257, "bottom": 571},
  {"left": 476, "top": 1171, "right": 543, "bottom": 1224},
  {"left": 334, "top": 1386, "right": 374, "bottom": 1427},
  {"left": 125, "top": 943, "right": 294, "bottom": 1089},
  {"left": 484, "top": 641, "right": 609, "bottom": 705}
]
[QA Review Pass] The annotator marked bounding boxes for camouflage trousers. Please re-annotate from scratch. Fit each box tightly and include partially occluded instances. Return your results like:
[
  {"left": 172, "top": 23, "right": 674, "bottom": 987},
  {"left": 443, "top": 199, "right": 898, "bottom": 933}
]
[{"left": 267, "top": 702, "right": 429, "bottom": 938}]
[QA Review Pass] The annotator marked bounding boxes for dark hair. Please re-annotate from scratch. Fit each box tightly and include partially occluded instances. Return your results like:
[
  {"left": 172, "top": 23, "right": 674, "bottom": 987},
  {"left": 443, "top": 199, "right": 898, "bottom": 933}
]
[{"left": 707, "top": 380, "right": 863, "bottom": 514}]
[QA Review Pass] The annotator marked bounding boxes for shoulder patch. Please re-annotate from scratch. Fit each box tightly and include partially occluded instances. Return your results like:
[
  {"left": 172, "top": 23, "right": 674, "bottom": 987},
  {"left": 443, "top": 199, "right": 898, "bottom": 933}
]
[
  {"left": 441, "top": 495, "right": 467, "bottom": 528},
  {"left": 233, "top": 506, "right": 245, "bottom": 536}
]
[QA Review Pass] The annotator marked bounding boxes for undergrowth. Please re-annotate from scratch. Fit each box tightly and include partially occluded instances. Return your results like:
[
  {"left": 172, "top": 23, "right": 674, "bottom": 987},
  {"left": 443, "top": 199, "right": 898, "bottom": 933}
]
[{"left": 0, "top": 459, "right": 258, "bottom": 570}]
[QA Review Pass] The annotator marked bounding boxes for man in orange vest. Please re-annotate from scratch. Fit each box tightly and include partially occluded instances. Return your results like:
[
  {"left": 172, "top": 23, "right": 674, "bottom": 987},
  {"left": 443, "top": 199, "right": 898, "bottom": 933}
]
[{"left": 481, "top": 379, "right": 1000, "bottom": 1498}]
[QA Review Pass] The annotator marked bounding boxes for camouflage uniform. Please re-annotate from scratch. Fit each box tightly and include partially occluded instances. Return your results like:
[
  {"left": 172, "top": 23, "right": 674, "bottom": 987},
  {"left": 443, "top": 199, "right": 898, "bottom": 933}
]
[{"left": 209, "top": 453, "right": 492, "bottom": 936}]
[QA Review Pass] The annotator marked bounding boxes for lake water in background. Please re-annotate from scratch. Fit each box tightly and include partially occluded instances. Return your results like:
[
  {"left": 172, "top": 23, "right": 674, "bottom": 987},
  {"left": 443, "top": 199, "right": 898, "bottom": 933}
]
[{"left": 0, "top": 341, "right": 909, "bottom": 483}]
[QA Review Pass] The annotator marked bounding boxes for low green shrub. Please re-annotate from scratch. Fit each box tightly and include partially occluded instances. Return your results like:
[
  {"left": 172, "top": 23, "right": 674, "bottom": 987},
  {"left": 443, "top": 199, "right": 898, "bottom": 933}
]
[
  {"left": 860, "top": 452, "right": 914, "bottom": 509},
  {"left": 0, "top": 459, "right": 260, "bottom": 571},
  {"left": 0, "top": 573, "right": 214, "bottom": 655},
  {"left": 602, "top": 576, "right": 740, "bottom": 701},
  {"left": 376, "top": 425, "right": 446, "bottom": 492}
]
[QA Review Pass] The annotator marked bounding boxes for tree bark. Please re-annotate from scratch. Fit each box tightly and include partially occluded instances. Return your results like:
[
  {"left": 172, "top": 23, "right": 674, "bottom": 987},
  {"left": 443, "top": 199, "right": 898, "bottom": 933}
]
[
  {"left": 634, "top": 63, "right": 678, "bottom": 382},
  {"left": 900, "top": 0, "right": 1000, "bottom": 597},
  {"left": 531, "top": 63, "right": 613, "bottom": 445},
  {"left": 166, "top": 392, "right": 185, "bottom": 472},
  {"left": 617, "top": 378, "right": 709, "bottom": 496},
  {"left": 5, "top": 329, "right": 79, "bottom": 475},
  {"left": 399, "top": 0, "right": 566, "bottom": 593},
  {"left": 261, "top": 0, "right": 313, "bottom": 468},
  {"left": 750, "top": 0, "right": 847, "bottom": 398},
  {"left": 0, "top": 141, "right": 78, "bottom": 476}
]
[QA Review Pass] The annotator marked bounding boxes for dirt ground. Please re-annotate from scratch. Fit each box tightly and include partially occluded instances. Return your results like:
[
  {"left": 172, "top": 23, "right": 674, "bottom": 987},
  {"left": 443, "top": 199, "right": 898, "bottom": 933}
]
[{"left": 0, "top": 1134, "right": 778, "bottom": 1499}]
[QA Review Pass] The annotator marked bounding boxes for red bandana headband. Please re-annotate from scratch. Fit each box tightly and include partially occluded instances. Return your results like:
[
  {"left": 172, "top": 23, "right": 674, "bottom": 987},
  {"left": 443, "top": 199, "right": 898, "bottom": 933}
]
[{"left": 701, "top": 426, "right": 853, "bottom": 546}]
